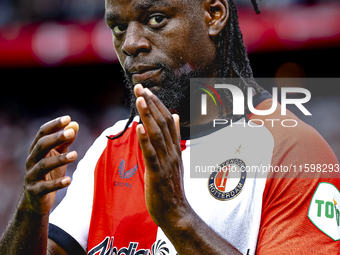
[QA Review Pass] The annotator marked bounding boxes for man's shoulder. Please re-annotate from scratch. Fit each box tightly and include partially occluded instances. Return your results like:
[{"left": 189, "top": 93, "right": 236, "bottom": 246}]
[{"left": 250, "top": 98, "right": 331, "bottom": 154}]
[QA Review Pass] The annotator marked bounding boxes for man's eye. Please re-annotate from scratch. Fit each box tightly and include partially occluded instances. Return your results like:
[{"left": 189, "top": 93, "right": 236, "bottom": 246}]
[
  {"left": 148, "top": 15, "right": 165, "bottom": 27},
  {"left": 113, "top": 24, "right": 126, "bottom": 34}
]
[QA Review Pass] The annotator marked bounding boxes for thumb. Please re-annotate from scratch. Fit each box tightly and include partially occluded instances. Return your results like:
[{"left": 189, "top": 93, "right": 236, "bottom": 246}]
[{"left": 57, "top": 121, "right": 79, "bottom": 153}]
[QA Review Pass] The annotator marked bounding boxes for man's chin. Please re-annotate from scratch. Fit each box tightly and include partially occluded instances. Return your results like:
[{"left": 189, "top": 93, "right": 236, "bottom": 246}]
[
  {"left": 146, "top": 85, "right": 162, "bottom": 94},
  {"left": 124, "top": 65, "right": 191, "bottom": 114}
]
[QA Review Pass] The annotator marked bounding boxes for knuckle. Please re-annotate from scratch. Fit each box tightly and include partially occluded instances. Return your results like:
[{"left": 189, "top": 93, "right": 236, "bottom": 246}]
[
  {"left": 36, "top": 184, "right": 45, "bottom": 195},
  {"left": 148, "top": 150, "right": 158, "bottom": 159},
  {"left": 174, "top": 154, "right": 181, "bottom": 163},
  {"left": 26, "top": 183, "right": 36, "bottom": 194},
  {"left": 53, "top": 130, "right": 67, "bottom": 144},
  {"left": 58, "top": 154, "right": 64, "bottom": 163},
  {"left": 143, "top": 112, "right": 152, "bottom": 119},
  {"left": 159, "top": 147, "right": 167, "bottom": 156},
  {"left": 157, "top": 117, "right": 167, "bottom": 128},
  {"left": 38, "top": 126, "right": 46, "bottom": 137},
  {"left": 54, "top": 131, "right": 62, "bottom": 141},
  {"left": 144, "top": 94, "right": 153, "bottom": 104},
  {"left": 35, "top": 138, "right": 44, "bottom": 151},
  {"left": 165, "top": 114, "right": 174, "bottom": 125},
  {"left": 140, "top": 134, "right": 149, "bottom": 143},
  {"left": 53, "top": 179, "right": 59, "bottom": 187},
  {"left": 152, "top": 95, "right": 160, "bottom": 104},
  {"left": 50, "top": 180, "right": 61, "bottom": 193},
  {"left": 37, "top": 160, "right": 46, "bottom": 171},
  {"left": 151, "top": 131, "right": 163, "bottom": 141}
]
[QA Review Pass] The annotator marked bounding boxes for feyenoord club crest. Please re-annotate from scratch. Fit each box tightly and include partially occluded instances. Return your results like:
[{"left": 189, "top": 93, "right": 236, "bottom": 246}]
[{"left": 208, "top": 158, "right": 246, "bottom": 201}]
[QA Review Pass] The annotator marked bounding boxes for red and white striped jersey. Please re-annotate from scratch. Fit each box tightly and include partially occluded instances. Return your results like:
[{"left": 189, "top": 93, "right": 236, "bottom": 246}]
[{"left": 49, "top": 92, "right": 340, "bottom": 255}]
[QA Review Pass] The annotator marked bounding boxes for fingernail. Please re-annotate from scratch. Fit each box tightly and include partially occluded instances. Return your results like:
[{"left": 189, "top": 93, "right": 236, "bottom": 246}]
[
  {"left": 144, "top": 88, "right": 153, "bottom": 96},
  {"left": 138, "top": 97, "right": 147, "bottom": 108},
  {"left": 61, "top": 116, "right": 71, "bottom": 125},
  {"left": 64, "top": 129, "right": 74, "bottom": 139},
  {"left": 135, "top": 84, "right": 144, "bottom": 95},
  {"left": 66, "top": 151, "right": 76, "bottom": 160},
  {"left": 138, "top": 124, "right": 145, "bottom": 134},
  {"left": 61, "top": 177, "right": 71, "bottom": 186}
]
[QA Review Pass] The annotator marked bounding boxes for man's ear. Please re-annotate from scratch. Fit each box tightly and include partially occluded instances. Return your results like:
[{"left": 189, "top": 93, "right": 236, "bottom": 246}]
[{"left": 204, "top": 0, "right": 229, "bottom": 37}]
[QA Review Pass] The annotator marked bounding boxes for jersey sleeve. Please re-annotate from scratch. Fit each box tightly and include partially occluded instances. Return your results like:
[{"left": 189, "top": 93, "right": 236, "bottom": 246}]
[
  {"left": 257, "top": 178, "right": 340, "bottom": 254},
  {"left": 252, "top": 99, "right": 340, "bottom": 254},
  {"left": 48, "top": 119, "right": 129, "bottom": 253}
]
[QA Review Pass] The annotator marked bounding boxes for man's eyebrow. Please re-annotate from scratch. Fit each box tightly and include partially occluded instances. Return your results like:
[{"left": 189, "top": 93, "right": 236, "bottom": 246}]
[
  {"left": 105, "top": 12, "right": 119, "bottom": 22},
  {"left": 135, "top": 0, "right": 171, "bottom": 11},
  {"left": 105, "top": 0, "right": 172, "bottom": 22}
]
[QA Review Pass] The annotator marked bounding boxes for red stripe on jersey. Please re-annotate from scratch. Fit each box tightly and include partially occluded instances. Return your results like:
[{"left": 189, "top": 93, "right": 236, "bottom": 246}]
[
  {"left": 181, "top": 140, "right": 187, "bottom": 152},
  {"left": 87, "top": 121, "right": 158, "bottom": 253}
]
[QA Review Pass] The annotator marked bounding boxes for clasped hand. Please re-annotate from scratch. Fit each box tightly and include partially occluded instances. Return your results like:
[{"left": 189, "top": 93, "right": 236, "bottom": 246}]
[{"left": 134, "top": 84, "right": 190, "bottom": 228}]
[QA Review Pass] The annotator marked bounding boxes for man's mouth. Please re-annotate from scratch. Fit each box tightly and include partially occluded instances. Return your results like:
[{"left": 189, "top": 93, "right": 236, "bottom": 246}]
[{"left": 129, "top": 66, "right": 163, "bottom": 84}]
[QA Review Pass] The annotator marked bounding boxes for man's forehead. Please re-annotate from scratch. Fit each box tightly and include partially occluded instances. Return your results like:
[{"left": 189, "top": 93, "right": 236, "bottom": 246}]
[
  {"left": 106, "top": 0, "right": 174, "bottom": 10},
  {"left": 105, "top": 0, "right": 193, "bottom": 15}
]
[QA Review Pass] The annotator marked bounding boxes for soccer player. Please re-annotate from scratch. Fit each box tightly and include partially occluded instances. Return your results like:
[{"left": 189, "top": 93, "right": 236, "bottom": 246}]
[{"left": 0, "top": 0, "right": 339, "bottom": 254}]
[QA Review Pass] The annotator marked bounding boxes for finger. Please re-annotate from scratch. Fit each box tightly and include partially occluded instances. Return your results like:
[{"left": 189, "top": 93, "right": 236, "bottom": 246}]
[
  {"left": 136, "top": 95, "right": 169, "bottom": 158},
  {"left": 27, "top": 128, "right": 76, "bottom": 168},
  {"left": 136, "top": 124, "right": 161, "bottom": 173},
  {"left": 172, "top": 114, "right": 181, "bottom": 156},
  {"left": 144, "top": 88, "right": 180, "bottom": 146},
  {"left": 28, "top": 177, "right": 71, "bottom": 196},
  {"left": 29, "top": 116, "right": 71, "bottom": 154},
  {"left": 135, "top": 85, "right": 175, "bottom": 152},
  {"left": 134, "top": 84, "right": 144, "bottom": 98},
  {"left": 56, "top": 121, "right": 79, "bottom": 153},
  {"left": 173, "top": 114, "right": 181, "bottom": 143},
  {"left": 26, "top": 151, "right": 78, "bottom": 182}
]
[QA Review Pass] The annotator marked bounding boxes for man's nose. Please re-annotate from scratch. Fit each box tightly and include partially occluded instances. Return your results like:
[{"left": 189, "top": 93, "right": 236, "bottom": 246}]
[{"left": 121, "top": 22, "right": 151, "bottom": 57}]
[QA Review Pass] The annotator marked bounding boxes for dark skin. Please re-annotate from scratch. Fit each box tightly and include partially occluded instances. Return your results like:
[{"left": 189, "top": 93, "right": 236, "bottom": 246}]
[
  {"left": 134, "top": 85, "right": 241, "bottom": 254},
  {"left": 107, "top": 0, "right": 220, "bottom": 87},
  {"left": 0, "top": 116, "right": 77, "bottom": 255},
  {"left": 0, "top": 0, "right": 242, "bottom": 254}
]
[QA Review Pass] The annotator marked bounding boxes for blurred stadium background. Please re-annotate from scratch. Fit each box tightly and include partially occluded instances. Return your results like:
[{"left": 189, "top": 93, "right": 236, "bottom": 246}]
[{"left": 0, "top": 0, "right": 339, "bottom": 233}]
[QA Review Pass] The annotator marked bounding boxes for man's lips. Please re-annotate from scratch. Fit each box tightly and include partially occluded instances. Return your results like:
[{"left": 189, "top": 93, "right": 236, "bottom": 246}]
[{"left": 131, "top": 67, "right": 162, "bottom": 83}]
